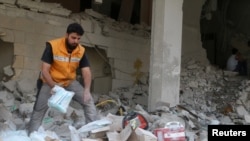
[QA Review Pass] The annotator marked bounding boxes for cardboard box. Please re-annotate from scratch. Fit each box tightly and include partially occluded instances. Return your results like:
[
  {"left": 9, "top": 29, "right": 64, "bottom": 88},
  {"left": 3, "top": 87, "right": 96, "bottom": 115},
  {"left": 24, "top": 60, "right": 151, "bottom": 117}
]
[
  {"left": 153, "top": 122, "right": 186, "bottom": 141},
  {"left": 107, "top": 124, "right": 157, "bottom": 141},
  {"left": 135, "top": 128, "right": 157, "bottom": 141},
  {"left": 107, "top": 124, "right": 134, "bottom": 141},
  {"left": 90, "top": 126, "right": 110, "bottom": 138}
]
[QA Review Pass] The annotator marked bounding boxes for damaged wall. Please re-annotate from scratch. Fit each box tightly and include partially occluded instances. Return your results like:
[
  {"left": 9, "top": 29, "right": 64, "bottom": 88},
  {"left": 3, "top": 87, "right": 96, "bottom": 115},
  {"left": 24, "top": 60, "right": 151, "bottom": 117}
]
[
  {"left": 182, "top": 0, "right": 209, "bottom": 65},
  {"left": 0, "top": 0, "right": 210, "bottom": 92},
  {"left": 0, "top": 0, "right": 151, "bottom": 92},
  {"left": 0, "top": 40, "right": 13, "bottom": 80}
]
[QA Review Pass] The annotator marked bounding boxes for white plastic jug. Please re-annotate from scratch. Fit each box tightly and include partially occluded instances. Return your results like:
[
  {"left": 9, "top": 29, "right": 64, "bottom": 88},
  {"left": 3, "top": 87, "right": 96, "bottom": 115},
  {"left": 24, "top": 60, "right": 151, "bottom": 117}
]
[{"left": 48, "top": 85, "right": 75, "bottom": 113}]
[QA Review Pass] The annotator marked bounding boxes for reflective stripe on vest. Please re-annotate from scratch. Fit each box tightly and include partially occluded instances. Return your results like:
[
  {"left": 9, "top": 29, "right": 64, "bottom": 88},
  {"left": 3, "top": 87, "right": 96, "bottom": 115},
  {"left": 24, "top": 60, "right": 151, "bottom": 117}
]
[{"left": 44, "top": 37, "right": 85, "bottom": 86}]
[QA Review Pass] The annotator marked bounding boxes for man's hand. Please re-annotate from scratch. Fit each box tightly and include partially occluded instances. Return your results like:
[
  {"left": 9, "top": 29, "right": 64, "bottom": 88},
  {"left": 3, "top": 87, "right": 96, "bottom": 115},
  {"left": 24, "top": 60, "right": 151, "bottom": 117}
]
[
  {"left": 83, "top": 89, "right": 91, "bottom": 103},
  {"left": 51, "top": 85, "right": 65, "bottom": 95}
]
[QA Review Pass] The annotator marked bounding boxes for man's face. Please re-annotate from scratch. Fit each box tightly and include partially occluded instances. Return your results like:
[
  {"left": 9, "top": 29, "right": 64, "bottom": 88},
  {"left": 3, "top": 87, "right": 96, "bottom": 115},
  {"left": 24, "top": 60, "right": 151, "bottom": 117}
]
[{"left": 66, "top": 33, "right": 81, "bottom": 51}]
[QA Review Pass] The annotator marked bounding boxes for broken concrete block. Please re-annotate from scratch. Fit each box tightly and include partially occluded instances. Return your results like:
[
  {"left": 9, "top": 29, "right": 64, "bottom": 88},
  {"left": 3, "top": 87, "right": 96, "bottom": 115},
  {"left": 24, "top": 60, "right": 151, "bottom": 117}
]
[
  {"left": 0, "top": 91, "right": 15, "bottom": 107},
  {"left": 52, "top": 123, "right": 71, "bottom": 139},
  {"left": 244, "top": 114, "right": 250, "bottom": 123},
  {"left": 236, "top": 105, "right": 249, "bottom": 117},
  {"left": 19, "top": 103, "right": 34, "bottom": 115},
  {"left": 0, "top": 122, "right": 10, "bottom": 132},
  {"left": 133, "top": 95, "right": 148, "bottom": 107},
  {"left": 50, "top": 8, "right": 71, "bottom": 17},
  {"left": 85, "top": 9, "right": 104, "bottom": 19},
  {"left": 218, "top": 116, "right": 233, "bottom": 124},
  {"left": 3, "top": 65, "right": 14, "bottom": 77},
  {"left": 13, "top": 118, "right": 26, "bottom": 130},
  {"left": 16, "top": 78, "right": 36, "bottom": 94},
  {"left": 0, "top": 104, "right": 12, "bottom": 121},
  {"left": 2, "top": 79, "right": 16, "bottom": 92},
  {"left": 4, "top": 120, "right": 16, "bottom": 130}
]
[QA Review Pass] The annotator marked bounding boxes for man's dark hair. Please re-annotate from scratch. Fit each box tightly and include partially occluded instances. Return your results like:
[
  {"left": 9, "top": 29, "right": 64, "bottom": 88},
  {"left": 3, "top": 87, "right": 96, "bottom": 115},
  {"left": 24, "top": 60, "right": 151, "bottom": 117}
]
[
  {"left": 232, "top": 48, "right": 238, "bottom": 54},
  {"left": 66, "top": 22, "right": 84, "bottom": 35}
]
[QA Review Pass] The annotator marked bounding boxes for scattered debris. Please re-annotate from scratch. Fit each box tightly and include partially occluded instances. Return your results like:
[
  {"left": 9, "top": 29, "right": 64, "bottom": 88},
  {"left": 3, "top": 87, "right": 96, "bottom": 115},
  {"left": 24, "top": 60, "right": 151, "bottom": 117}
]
[{"left": 0, "top": 59, "right": 249, "bottom": 141}]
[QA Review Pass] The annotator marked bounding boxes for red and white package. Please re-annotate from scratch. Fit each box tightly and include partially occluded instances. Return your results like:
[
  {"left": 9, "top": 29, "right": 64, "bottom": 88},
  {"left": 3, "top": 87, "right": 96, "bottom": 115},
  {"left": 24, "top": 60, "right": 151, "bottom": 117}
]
[{"left": 153, "top": 121, "right": 186, "bottom": 141}]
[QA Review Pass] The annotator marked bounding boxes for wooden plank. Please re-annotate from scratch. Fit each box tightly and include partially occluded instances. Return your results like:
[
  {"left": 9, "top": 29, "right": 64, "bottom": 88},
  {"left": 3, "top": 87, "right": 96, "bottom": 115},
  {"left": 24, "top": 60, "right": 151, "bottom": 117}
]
[
  {"left": 118, "top": 0, "right": 134, "bottom": 22},
  {"left": 140, "top": 0, "right": 152, "bottom": 26}
]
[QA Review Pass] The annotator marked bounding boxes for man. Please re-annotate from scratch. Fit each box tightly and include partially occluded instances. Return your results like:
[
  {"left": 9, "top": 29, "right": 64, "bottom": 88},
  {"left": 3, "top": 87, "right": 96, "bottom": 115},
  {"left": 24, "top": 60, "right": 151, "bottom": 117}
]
[
  {"left": 226, "top": 47, "right": 247, "bottom": 75},
  {"left": 226, "top": 47, "right": 239, "bottom": 71},
  {"left": 27, "top": 22, "right": 98, "bottom": 134}
]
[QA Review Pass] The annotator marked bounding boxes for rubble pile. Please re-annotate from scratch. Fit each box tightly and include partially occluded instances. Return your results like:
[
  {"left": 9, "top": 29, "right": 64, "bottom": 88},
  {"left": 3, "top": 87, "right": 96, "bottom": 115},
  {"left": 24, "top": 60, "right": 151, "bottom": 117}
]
[
  {"left": 180, "top": 59, "right": 250, "bottom": 125},
  {"left": 0, "top": 58, "right": 250, "bottom": 140}
]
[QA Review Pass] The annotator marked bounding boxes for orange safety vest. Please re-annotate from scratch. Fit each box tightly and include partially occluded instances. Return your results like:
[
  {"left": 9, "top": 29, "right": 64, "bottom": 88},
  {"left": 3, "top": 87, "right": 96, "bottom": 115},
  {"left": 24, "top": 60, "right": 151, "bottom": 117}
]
[{"left": 42, "top": 37, "right": 85, "bottom": 87}]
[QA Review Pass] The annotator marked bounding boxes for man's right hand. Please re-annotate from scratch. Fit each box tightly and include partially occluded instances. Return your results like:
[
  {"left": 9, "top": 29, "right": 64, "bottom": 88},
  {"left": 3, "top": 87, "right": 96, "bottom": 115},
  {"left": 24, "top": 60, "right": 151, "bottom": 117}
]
[{"left": 51, "top": 85, "right": 65, "bottom": 95}]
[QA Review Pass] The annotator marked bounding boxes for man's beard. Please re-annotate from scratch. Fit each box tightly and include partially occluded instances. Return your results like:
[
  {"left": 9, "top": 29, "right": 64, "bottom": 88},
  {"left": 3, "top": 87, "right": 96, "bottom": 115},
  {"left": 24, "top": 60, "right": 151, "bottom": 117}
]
[{"left": 66, "top": 39, "right": 78, "bottom": 51}]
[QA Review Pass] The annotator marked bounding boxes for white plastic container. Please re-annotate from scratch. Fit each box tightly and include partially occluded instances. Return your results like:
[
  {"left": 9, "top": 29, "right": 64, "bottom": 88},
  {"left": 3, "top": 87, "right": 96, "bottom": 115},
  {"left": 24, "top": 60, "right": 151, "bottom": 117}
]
[{"left": 48, "top": 85, "right": 75, "bottom": 113}]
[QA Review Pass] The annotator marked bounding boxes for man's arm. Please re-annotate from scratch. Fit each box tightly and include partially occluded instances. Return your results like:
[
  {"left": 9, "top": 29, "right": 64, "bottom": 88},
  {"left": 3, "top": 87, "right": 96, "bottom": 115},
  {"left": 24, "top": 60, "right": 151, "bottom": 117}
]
[
  {"left": 41, "top": 43, "right": 57, "bottom": 88},
  {"left": 41, "top": 62, "right": 57, "bottom": 88},
  {"left": 79, "top": 53, "right": 92, "bottom": 102},
  {"left": 81, "top": 66, "right": 92, "bottom": 103},
  {"left": 81, "top": 67, "right": 92, "bottom": 91}
]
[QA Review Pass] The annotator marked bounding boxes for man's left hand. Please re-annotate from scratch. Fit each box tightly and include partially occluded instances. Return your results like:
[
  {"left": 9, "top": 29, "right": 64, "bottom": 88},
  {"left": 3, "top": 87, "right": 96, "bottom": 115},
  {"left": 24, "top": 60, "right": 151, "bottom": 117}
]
[{"left": 83, "top": 90, "right": 91, "bottom": 103}]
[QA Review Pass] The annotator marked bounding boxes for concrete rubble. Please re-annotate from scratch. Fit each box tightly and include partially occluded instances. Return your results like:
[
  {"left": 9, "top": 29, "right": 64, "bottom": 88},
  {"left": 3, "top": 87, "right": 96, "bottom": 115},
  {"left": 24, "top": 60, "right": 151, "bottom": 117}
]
[
  {"left": 0, "top": 0, "right": 71, "bottom": 17},
  {"left": 0, "top": 59, "right": 249, "bottom": 141}
]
